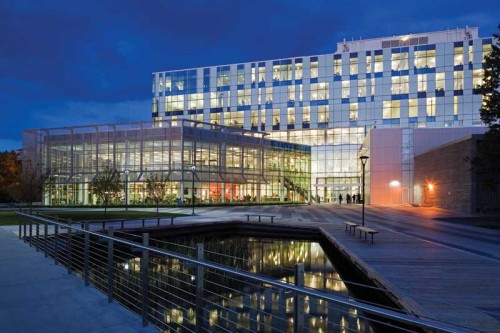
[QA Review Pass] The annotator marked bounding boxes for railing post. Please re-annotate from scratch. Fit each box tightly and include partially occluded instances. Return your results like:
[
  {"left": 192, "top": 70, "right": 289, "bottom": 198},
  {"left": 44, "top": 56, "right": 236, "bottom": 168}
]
[
  {"left": 107, "top": 228, "right": 115, "bottom": 303},
  {"left": 67, "top": 219, "right": 73, "bottom": 274},
  {"left": 294, "top": 263, "right": 304, "bottom": 333},
  {"left": 196, "top": 243, "right": 204, "bottom": 332},
  {"left": 23, "top": 218, "right": 27, "bottom": 242},
  {"left": 35, "top": 220, "right": 40, "bottom": 252},
  {"left": 28, "top": 218, "right": 32, "bottom": 247},
  {"left": 18, "top": 218, "right": 22, "bottom": 240},
  {"left": 141, "top": 233, "right": 149, "bottom": 327},
  {"left": 44, "top": 220, "right": 48, "bottom": 257},
  {"left": 84, "top": 223, "right": 90, "bottom": 286},
  {"left": 54, "top": 224, "right": 59, "bottom": 265}
]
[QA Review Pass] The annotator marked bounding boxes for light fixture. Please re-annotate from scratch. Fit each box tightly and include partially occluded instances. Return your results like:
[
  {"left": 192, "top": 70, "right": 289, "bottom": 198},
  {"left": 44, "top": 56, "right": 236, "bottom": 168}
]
[
  {"left": 389, "top": 180, "right": 401, "bottom": 187},
  {"left": 359, "top": 155, "right": 369, "bottom": 227},
  {"left": 428, "top": 183, "right": 434, "bottom": 191}
]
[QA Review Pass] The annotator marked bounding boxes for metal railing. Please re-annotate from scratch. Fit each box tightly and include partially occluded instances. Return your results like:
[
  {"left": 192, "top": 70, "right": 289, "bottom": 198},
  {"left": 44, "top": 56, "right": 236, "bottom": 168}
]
[{"left": 16, "top": 212, "right": 463, "bottom": 333}]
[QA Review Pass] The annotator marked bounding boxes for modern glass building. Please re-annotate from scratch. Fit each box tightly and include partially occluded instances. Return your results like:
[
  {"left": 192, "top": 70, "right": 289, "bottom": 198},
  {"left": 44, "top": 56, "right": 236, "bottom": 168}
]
[
  {"left": 152, "top": 27, "right": 491, "bottom": 204},
  {"left": 22, "top": 120, "right": 311, "bottom": 205}
]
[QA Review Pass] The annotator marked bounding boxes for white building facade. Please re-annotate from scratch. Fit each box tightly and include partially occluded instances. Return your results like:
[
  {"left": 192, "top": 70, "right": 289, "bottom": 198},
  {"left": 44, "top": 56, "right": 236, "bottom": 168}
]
[{"left": 152, "top": 27, "right": 492, "bottom": 204}]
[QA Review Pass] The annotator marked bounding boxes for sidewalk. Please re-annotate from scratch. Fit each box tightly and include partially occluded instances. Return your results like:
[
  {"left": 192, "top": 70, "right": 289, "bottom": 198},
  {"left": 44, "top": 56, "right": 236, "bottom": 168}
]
[{"left": 0, "top": 226, "right": 157, "bottom": 333}]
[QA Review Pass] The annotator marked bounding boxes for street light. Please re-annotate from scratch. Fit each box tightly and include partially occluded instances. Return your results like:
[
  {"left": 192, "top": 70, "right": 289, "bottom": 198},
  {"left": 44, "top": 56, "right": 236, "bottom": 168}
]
[
  {"left": 124, "top": 170, "right": 129, "bottom": 211},
  {"left": 191, "top": 165, "right": 196, "bottom": 215},
  {"left": 360, "top": 155, "right": 369, "bottom": 227}
]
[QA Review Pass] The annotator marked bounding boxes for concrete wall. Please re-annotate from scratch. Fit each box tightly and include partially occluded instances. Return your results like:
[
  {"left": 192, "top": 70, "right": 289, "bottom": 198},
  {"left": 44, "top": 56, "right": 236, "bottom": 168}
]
[{"left": 414, "top": 137, "right": 474, "bottom": 213}]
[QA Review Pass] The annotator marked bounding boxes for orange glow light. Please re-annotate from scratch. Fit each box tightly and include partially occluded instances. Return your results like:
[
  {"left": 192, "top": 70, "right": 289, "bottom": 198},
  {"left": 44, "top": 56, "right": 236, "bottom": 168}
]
[{"left": 428, "top": 183, "right": 434, "bottom": 191}]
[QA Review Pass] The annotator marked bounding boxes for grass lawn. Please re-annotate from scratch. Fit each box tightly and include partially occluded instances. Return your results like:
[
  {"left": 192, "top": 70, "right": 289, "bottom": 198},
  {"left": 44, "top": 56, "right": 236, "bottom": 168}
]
[
  {"left": 39, "top": 210, "right": 185, "bottom": 221},
  {"left": 0, "top": 211, "right": 20, "bottom": 226}
]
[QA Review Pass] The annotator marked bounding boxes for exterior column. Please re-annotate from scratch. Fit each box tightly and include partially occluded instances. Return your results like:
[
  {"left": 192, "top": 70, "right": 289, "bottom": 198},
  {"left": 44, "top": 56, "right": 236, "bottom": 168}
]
[
  {"left": 180, "top": 182, "right": 184, "bottom": 203},
  {"left": 230, "top": 183, "right": 233, "bottom": 202},
  {"left": 221, "top": 182, "right": 226, "bottom": 203}
]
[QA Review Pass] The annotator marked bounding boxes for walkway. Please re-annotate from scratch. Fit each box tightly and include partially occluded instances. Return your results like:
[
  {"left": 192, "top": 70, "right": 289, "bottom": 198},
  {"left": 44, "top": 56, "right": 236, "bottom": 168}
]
[{"left": 0, "top": 226, "right": 157, "bottom": 333}]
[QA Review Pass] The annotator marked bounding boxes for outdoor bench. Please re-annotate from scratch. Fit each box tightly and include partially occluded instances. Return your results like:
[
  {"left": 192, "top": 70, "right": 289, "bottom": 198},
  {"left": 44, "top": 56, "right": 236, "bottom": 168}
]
[
  {"left": 357, "top": 226, "right": 379, "bottom": 244},
  {"left": 245, "top": 214, "right": 276, "bottom": 223},
  {"left": 344, "top": 221, "right": 360, "bottom": 233}
]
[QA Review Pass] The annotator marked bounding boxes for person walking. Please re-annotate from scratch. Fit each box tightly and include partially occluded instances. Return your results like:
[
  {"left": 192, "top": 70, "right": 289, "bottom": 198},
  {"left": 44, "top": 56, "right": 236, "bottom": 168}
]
[
  {"left": 338, "top": 194, "right": 343, "bottom": 204},
  {"left": 346, "top": 193, "right": 351, "bottom": 204}
]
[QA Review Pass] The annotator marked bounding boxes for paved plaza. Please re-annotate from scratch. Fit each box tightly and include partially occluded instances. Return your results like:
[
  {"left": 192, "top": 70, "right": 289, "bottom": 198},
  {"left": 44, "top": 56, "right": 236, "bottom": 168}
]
[{"left": 1, "top": 203, "right": 499, "bottom": 332}]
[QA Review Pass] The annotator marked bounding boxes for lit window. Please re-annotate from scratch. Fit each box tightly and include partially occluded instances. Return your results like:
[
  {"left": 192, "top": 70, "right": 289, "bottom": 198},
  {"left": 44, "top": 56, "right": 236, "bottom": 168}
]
[
  {"left": 426, "top": 97, "right": 436, "bottom": 116},
  {"left": 166, "top": 95, "right": 184, "bottom": 112},
  {"left": 435, "top": 73, "right": 445, "bottom": 91},
  {"left": 295, "top": 62, "right": 303, "bottom": 80},
  {"left": 417, "top": 74, "right": 427, "bottom": 92},
  {"left": 310, "top": 61, "right": 318, "bottom": 78},
  {"left": 370, "top": 78, "right": 375, "bottom": 96},
  {"left": 365, "top": 55, "right": 372, "bottom": 73},
  {"left": 374, "top": 55, "right": 383, "bottom": 72},
  {"left": 265, "top": 87, "right": 273, "bottom": 104},
  {"left": 287, "top": 86, "right": 295, "bottom": 101},
  {"left": 237, "top": 67, "right": 245, "bottom": 85},
  {"left": 349, "top": 103, "right": 358, "bottom": 121},
  {"left": 453, "top": 96, "right": 458, "bottom": 116},
  {"left": 319, "top": 106, "right": 329, "bottom": 123},
  {"left": 302, "top": 106, "right": 310, "bottom": 124},
  {"left": 454, "top": 71, "right": 463, "bottom": 90},
  {"left": 188, "top": 93, "right": 204, "bottom": 110},
  {"left": 482, "top": 43, "right": 492, "bottom": 62},
  {"left": 468, "top": 45, "right": 474, "bottom": 64},
  {"left": 258, "top": 64, "right": 266, "bottom": 82},
  {"left": 272, "top": 109, "right": 280, "bottom": 125},
  {"left": 237, "top": 89, "right": 251, "bottom": 106},
  {"left": 382, "top": 100, "right": 400, "bottom": 119},
  {"left": 216, "top": 67, "right": 230, "bottom": 87},
  {"left": 287, "top": 108, "right": 295, "bottom": 125},
  {"left": 333, "top": 58, "right": 342, "bottom": 76},
  {"left": 391, "top": 52, "right": 408, "bottom": 71},
  {"left": 251, "top": 110, "right": 258, "bottom": 126},
  {"left": 342, "top": 81, "right": 350, "bottom": 98},
  {"left": 391, "top": 76, "right": 409, "bottom": 94},
  {"left": 310, "top": 82, "right": 329, "bottom": 100},
  {"left": 414, "top": 49, "right": 436, "bottom": 69},
  {"left": 350, "top": 57, "right": 358, "bottom": 75},
  {"left": 358, "top": 79, "right": 366, "bottom": 97},
  {"left": 409, "top": 99, "right": 418, "bottom": 117},
  {"left": 454, "top": 46, "right": 464, "bottom": 66},
  {"left": 472, "top": 69, "right": 483, "bottom": 89}
]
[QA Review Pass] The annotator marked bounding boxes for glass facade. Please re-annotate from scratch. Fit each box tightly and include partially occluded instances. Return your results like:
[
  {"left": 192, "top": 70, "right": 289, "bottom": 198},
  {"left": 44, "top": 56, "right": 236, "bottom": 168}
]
[
  {"left": 152, "top": 27, "right": 488, "bottom": 203},
  {"left": 23, "top": 120, "right": 310, "bottom": 205}
]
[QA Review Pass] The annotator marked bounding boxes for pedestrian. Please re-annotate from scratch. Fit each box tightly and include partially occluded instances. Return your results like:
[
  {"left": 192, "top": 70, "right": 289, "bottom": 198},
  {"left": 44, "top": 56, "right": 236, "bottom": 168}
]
[
  {"left": 346, "top": 193, "right": 351, "bottom": 204},
  {"left": 353, "top": 194, "right": 357, "bottom": 203},
  {"left": 338, "top": 194, "right": 343, "bottom": 204}
]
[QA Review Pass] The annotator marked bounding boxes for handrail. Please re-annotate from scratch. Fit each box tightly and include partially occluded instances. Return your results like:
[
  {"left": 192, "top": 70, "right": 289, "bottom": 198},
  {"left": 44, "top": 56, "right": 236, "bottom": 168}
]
[{"left": 17, "top": 211, "right": 461, "bottom": 333}]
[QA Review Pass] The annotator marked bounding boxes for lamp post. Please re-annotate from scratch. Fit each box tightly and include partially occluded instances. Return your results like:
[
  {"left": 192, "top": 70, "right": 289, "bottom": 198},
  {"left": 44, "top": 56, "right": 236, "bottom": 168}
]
[
  {"left": 191, "top": 165, "right": 196, "bottom": 215},
  {"left": 360, "top": 155, "right": 369, "bottom": 227},
  {"left": 124, "top": 170, "right": 129, "bottom": 211}
]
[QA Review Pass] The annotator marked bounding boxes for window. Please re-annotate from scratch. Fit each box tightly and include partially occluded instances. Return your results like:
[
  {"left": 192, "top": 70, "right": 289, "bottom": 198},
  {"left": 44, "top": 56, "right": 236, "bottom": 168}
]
[
  {"left": 473, "top": 69, "right": 483, "bottom": 89},
  {"left": 426, "top": 97, "right": 436, "bottom": 116},
  {"left": 258, "top": 88, "right": 263, "bottom": 105},
  {"left": 272, "top": 109, "right": 280, "bottom": 125},
  {"left": 298, "top": 84, "right": 303, "bottom": 101},
  {"left": 319, "top": 106, "right": 329, "bottom": 123},
  {"left": 366, "top": 55, "right": 372, "bottom": 73},
  {"left": 310, "top": 61, "right": 318, "bottom": 78},
  {"left": 237, "top": 89, "right": 251, "bottom": 106},
  {"left": 383, "top": 100, "right": 400, "bottom": 119},
  {"left": 188, "top": 93, "right": 203, "bottom": 110},
  {"left": 265, "top": 87, "right": 273, "bottom": 104},
  {"left": 454, "top": 46, "right": 464, "bottom": 66},
  {"left": 251, "top": 110, "right": 258, "bottom": 126},
  {"left": 165, "top": 76, "right": 172, "bottom": 92},
  {"left": 349, "top": 103, "right": 358, "bottom": 121},
  {"left": 333, "top": 58, "right": 342, "bottom": 76},
  {"left": 295, "top": 62, "right": 303, "bottom": 79},
  {"left": 310, "top": 82, "right": 329, "bottom": 100},
  {"left": 391, "top": 52, "right": 408, "bottom": 71},
  {"left": 258, "top": 64, "right": 266, "bottom": 82},
  {"left": 409, "top": 99, "right": 418, "bottom": 117},
  {"left": 287, "top": 86, "right": 295, "bottom": 101},
  {"left": 374, "top": 55, "right": 383, "bottom": 72},
  {"left": 166, "top": 95, "right": 184, "bottom": 111},
  {"left": 454, "top": 96, "right": 458, "bottom": 116},
  {"left": 482, "top": 43, "right": 492, "bottom": 62},
  {"left": 391, "top": 76, "right": 409, "bottom": 94},
  {"left": 210, "top": 112, "right": 220, "bottom": 125},
  {"left": 210, "top": 92, "right": 223, "bottom": 108},
  {"left": 417, "top": 74, "right": 427, "bottom": 92},
  {"left": 302, "top": 106, "right": 310, "bottom": 124},
  {"left": 454, "top": 71, "right": 463, "bottom": 90},
  {"left": 224, "top": 111, "right": 243, "bottom": 127},
  {"left": 272, "top": 63, "right": 280, "bottom": 82},
  {"left": 468, "top": 45, "right": 474, "bottom": 64},
  {"left": 342, "top": 81, "right": 350, "bottom": 98},
  {"left": 287, "top": 108, "right": 295, "bottom": 125},
  {"left": 414, "top": 49, "right": 436, "bottom": 69},
  {"left": 217, "top": 67, "right": 230, "bottom": 87},
  {"left": 370, "top": 78, "right": 375, "bottom": 96},
  {"left": 436, "top": 73, "right": 445, "bottom": 91},
  {"left": 251, "top": 66, "right": 256, "bottom": 83},
  {"left": 280, "top": 63, "right": 292, "bottom": 81},
  {"left": 237, "top": 67, "right": 245, "bottom": 85},
  {"left": 350, "top": 57, "right": 358, "bottom": 75},
  {"left": 358, "top": 79, "right": 366, "bottom": 97}
]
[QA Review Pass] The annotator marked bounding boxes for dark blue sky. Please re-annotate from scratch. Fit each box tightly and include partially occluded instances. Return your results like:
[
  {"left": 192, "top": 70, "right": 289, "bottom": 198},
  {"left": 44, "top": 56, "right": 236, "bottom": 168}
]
[{"left": 1, "top": 0, "right": 499, "bottom": 151}]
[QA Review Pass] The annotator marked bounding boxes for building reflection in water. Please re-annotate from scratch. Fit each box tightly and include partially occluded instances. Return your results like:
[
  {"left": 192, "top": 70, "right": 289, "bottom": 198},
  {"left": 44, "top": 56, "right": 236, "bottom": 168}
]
[{"left": 116, "top": 237, "right": 372, "bottom": 333}]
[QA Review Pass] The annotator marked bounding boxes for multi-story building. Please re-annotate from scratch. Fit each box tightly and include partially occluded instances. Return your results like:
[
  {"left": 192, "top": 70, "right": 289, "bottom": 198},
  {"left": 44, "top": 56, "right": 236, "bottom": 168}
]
[{"left": 152, "top": 27, "right": 491, "bottom": 204}]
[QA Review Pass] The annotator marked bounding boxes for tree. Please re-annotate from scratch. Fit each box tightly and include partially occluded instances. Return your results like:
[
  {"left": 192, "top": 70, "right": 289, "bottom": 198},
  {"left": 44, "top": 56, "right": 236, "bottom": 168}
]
[
  {"left": 145, "top": 173, "right": 169, "bottom": 215},
  {"left": 11, "top": 165, "right": 53, "bottom": 213},
  {"left": 89, "top": 167, "right": 123, "bottom": 215},
  {"left": 475, "top": 24, "right": 500, "bottom": 209},
  {"left": 0, "top": 151, "right": 22, "bottom": 202}
]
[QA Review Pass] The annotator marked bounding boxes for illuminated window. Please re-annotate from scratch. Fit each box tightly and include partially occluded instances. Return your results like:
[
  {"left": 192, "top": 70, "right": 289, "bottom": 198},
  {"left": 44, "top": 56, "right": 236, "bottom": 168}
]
[
  {"left": 454, "top": 46, "right": 464, "bottom": 66},
  {"left": 224, "top": 111, "right": 243, "bottom": 127},
  {"left": 287, "top": 86, "right": 295, "bottom": 101},
  {"left": 358, "top": 79, "right": 366, "bottom": 97},
  {"left": 280, "top": 63, "right": 292, "bottom": 81},
  {"left": 391, "top": 52, "right": 408, "bottom": 71},
  {"left": 237, "top": 89, "right": 251, "bottom": 106},
  {"left": 188, "top": 93, "right": 203, "bottom": 110},
  {"left": 482, "top": 43, "right": 492, "bottom": 62},
  {"left": 319, "top": 106, "right": 329, "bottom": 123},
  {"left": 391, "top": 76, "right": 409, "bottom": 94},
  {"left": 414, "top": 49, "right": 436, "bottom": 69},
  {"left": 287, "top": 108, "right": 295, "bottom": 125},
  {"left": 216, "top": 68, "right": 230, "bottom": 87},
  {"left": 468, "top": 45, "right": 474, "bottom": 64},
  {"left": 237, "top": 67, "right": 245, "bottom": 85},
  {"left": 349, "top": 103, "right": 358, "bottom": 121},
  {"left": 298, "top": 84, "right": 303, "bottom": 101},
  {"left": 453, "top": 96, "right": 458, "bottom": 116},
  {"left": 370, "top": 78, "right": 375, "bottom": 96},
  {"left": 251, "top": 110, "right": 258, "bottom": 126},
  {"left": 166, "top": 95, "right": 184, "bottom": 111},
  {"left": 417, "top": 74, "right": 427, "bottom": 92},
  {"left": 383, "top": 100, "right": 400, "bottom": 119},
  {"left": 310, "top": 82, "right": 329, "bottom": 100},
  {"left": 210, "top": 112, "right": 220, "bottom": 125},
  {"left": 165, "top": 76, "right": 172, "bottom": 92},
  {"left": 295, "top": 62, "right": 303, "bottom": 80},
  {"left": 302, "top": 106, "right": 310, "bottom": 124},
  {"left": 251, "top": 66, "right": 256, "bottom": 83},
  {"left": 426, "top": 97, "right": 436, "bottom": 116},
  {"left": 273, "top": 109, "right": 280, "bottom": 125},
  {"left": 258, "top": 64, "right": 266, "bottom": 82},
  {"left": 342, "top": 81, "right": 350, "bottom": 98},
  {"left": 333, "top": 58, "right": 342, "bottom": 76},
  {"left": 454, "top": 71, "right": 463, "bottom": 90},
  {"left": 473, "top": 69, "right": 483, "bottom": 89},
  {"left": 310, "top": 61, "right": 318, "bottom": 78},
  {"left": 435, "top": 73, "right": 445, "bottom": 91},
  {"left": 272, "top": 63, "right": 280, "bottom": 81},
  {"left": 374, "top": 55, "right": 383, "bottom": 72},
  {"left": 265, "top": 87, "right": 273, "bottom": 104},
  {"left": 350, "top": 57, "right": 358, "bottom": 75},
  {"left": 210, "top": 92, "right": 223, "bottom": 108},
  {"left": 258, "top": 88, "right": 263, "bottom": 105},
  {"left": 409, "top": 99, "right": 418, "bottom": 117},
  {"left": 366, "top": 55, "right": 372, "bottom": 73}
]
